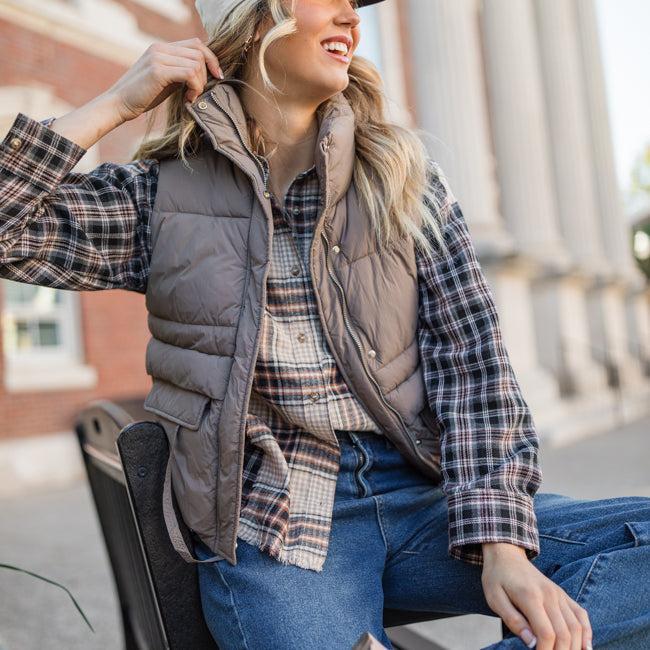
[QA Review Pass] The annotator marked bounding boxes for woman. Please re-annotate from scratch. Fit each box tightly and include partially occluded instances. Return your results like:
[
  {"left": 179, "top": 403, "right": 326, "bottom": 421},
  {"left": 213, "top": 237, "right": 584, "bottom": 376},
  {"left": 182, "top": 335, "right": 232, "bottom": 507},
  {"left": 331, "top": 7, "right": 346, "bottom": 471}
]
[{"left": 1, "top": 0, "right": 649, "bottom": 648}]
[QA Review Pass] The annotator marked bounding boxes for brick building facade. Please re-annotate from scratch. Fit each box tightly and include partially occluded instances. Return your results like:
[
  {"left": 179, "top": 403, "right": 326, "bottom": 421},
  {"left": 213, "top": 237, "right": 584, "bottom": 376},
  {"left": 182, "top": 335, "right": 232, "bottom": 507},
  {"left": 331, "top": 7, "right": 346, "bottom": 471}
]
[{"left": 0, "top": 0, "right": 206, "bottom": 445}]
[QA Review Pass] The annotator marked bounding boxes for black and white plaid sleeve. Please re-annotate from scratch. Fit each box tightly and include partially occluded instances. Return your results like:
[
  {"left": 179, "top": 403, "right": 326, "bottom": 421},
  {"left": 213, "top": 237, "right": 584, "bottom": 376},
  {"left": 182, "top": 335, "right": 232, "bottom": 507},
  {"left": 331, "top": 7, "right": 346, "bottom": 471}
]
[
  {"left": 0, "top": 112, "right": 159, "bottom": 293},
  {"left": 416, "top": 161, "right": 543, "bottom": 566}
]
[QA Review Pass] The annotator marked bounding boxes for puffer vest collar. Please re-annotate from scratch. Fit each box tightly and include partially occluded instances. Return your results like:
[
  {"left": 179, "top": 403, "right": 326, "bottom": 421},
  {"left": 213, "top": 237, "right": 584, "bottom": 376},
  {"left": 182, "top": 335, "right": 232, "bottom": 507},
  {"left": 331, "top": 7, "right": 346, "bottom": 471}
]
[{"left": 199, "top": 81, "right": 355, "bottom": 210}]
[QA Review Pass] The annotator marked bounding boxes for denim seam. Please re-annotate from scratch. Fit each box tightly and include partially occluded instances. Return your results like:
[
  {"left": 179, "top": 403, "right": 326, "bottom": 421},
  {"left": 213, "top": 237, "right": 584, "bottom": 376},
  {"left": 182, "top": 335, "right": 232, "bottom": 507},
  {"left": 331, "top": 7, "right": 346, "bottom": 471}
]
[
  {"left": 374, "top": 494, "right": 391, "bottom": 555},
  {"left": 538, "top": 533, "right": 587, "bottom": 546},
  {"left": 575, "top": 552, "right": 604, "bottom": 606},
  {"left": 347, "top": 452, "right": 357, "bottom": 496},
  {"left": 215, "top": 563, "right": 250, "bottom": 650}
]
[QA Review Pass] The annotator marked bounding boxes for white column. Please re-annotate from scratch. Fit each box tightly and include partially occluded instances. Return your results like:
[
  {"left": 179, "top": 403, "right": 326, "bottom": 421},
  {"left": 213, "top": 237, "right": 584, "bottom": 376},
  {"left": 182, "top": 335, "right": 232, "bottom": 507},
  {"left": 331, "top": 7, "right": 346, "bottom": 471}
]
[
  {"left": 575, "top": 0, "right": 638, "bottom": 280},
  {"left": 405, "top": 0, "right": 513, "bottom": 257},
  {"left": 519, "top": 0, "right": 617, "bottom": 404},
  {"left": 532, "top": 0, "right": 610, "bottom": 276},
  {"left": 479, "top": 0, "right": 609, "bottom": 416},
  {"left": 481, "top": 0, "right": 570, "bottom": 270},
  {"left": 575, "top": 0, "right": 649, "bottom": 388}
]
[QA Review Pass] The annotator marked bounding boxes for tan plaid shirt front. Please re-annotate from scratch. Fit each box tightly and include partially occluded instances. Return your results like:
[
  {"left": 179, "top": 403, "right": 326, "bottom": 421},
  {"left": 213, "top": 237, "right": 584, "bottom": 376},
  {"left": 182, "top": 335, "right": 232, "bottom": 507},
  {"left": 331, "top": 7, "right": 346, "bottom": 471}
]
[{"left": 238, "top": 157, "right": 384, "bottom": 570}]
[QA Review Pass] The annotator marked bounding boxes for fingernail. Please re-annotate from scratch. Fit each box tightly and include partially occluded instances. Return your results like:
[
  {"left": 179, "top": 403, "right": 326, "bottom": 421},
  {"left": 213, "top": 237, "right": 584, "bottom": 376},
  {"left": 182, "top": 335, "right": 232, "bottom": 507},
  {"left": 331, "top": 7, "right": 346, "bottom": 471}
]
[
  {"left": 520, "top": 628, "right": 537, "bottom": 648},
  {"left": 218, "top": 68, "right": 224, "bottom": 79}
]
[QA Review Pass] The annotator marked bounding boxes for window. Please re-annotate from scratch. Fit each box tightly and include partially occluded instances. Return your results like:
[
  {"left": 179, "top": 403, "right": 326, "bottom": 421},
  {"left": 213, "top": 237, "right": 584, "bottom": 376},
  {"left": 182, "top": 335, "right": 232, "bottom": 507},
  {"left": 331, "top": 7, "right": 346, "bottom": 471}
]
[
  {"left": 1, "top": 85, "right": 98, "bottom": 392},
  {"left": 1, "top": 282, "right": 97, "bottom": 392},
  {"left": 3, "top": 283, "right": 75, "bottom": 359}
]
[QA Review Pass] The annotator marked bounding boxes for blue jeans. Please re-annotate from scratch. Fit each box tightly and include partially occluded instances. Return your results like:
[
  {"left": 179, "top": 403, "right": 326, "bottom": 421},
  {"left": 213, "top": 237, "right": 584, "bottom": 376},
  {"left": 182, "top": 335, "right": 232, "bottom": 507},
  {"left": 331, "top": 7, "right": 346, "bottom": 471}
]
[{"left": 193, "top": 430, "right": 650, "bottom": 649}]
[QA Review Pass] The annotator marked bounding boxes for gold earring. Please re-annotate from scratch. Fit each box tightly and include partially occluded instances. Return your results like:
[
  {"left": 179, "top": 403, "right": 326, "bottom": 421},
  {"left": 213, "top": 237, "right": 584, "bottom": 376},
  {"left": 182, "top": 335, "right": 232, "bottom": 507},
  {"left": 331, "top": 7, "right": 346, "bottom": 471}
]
[{"left": 243, "top": 34, "right": 253, "bottom": 52}]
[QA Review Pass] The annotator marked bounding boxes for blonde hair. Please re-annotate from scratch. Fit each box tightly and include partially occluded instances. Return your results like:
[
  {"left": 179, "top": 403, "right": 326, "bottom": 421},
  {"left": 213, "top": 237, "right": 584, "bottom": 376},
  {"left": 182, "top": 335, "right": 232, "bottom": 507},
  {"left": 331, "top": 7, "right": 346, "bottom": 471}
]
[{"left": 131, "top": 0, "right": 450, "bottom": 262}]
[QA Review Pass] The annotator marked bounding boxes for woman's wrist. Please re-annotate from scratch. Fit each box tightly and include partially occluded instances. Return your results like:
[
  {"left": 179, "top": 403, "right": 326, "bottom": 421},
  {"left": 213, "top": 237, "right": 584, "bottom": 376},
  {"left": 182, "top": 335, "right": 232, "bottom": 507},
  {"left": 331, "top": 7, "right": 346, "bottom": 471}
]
[
  {"left": 48, "top": 92, "right": 126, "bottom": 150},
  {"left": 482, "top": 542, "right": 528, "bottom": 563}
]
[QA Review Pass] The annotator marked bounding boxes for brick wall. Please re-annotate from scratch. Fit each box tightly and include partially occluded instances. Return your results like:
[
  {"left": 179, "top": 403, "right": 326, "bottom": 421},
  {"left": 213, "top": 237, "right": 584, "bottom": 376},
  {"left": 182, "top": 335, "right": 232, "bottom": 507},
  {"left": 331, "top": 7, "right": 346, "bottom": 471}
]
[{"left": 0, "top": 0, "right": 205, "bottom": 439}]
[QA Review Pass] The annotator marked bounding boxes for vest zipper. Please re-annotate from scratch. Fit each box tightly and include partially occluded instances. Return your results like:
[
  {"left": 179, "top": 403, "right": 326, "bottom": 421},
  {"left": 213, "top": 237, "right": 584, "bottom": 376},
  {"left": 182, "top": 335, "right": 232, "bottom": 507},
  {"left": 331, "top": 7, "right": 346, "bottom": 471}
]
[
  {"left": 192, "top": 91, "right": 274, "bottom": 558},
  {"left": 320, "top": 230, "right": 423, "bottom": 456},
  {"left": 209, "top": 90, "right": 270, "bottom": 193}
]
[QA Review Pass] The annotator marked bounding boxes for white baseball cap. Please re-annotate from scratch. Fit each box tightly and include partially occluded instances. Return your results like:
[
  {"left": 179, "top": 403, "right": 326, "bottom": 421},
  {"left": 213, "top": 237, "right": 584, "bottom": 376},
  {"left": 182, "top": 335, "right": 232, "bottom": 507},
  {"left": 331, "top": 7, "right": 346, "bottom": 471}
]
[{"left": 195, "top": 0, "right": 385, "bottom": 34}]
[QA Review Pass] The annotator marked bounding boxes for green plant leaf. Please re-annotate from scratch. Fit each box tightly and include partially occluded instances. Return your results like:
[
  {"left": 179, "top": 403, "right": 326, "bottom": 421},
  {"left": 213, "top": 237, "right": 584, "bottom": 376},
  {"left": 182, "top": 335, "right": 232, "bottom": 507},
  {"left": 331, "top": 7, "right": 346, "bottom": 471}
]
[{"left": 0, "top": 563, "right": 95, "bottom": 633}]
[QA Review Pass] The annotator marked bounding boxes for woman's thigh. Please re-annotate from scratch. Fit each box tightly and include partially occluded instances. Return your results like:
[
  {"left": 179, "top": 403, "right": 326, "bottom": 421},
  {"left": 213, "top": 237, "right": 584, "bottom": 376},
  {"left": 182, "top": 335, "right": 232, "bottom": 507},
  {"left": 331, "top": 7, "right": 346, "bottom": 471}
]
[
  {"left": 192, "top": 440, "right": 393, "bottom": 650},
  {"left": 382, "top": 488, "right": 650, "bottom": 626}
]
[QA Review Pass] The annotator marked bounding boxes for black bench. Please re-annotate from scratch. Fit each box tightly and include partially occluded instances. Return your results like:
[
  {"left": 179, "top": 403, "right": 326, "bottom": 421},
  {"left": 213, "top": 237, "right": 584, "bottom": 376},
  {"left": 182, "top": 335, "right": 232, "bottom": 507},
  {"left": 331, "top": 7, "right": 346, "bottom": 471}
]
[{"left": 75, "top": 398, "right": 507, "bottom": 649}]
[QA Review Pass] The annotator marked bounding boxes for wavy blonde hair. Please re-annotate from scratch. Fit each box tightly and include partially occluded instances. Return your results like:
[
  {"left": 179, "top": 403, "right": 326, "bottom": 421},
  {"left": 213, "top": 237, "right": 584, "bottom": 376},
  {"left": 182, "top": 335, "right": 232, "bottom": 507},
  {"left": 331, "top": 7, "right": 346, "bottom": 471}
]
[{"left": 131, "top": 0, "right": 450, "bottom": 261}]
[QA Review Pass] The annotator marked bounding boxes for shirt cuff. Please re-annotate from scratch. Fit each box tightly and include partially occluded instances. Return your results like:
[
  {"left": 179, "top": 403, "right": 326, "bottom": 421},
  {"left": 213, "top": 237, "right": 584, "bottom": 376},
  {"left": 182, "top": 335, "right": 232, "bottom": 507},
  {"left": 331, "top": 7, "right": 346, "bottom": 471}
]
[
  {"left": 446, "top": 487, "right": 541, "bottom": 566},
  {"left": 1, "top": 112, "right": 87, "bottom": 192}
]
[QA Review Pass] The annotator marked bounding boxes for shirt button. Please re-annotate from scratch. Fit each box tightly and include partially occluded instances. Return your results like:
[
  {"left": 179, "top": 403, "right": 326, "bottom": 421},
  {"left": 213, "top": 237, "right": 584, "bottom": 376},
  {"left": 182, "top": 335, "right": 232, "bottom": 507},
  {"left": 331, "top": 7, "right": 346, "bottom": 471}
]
[
  {"left": 332, "top": 245, "right": 340, "bottom": 254},
  {"left": 296, "top": 332, "right": 306, "bottom": 343},
  {"left": 9, "top": 137, "right": 22, "bottom": 150},
  {"left": 293, "top": 207, "right": 300, "bottom": 215},
  {"left": 367, "top": 349, "right": 376, "bottom": 359},
  {"left": 415, "top": 438, "right": 422, "bottom": 445},
  {"left": 309, "top": 392, "right": 320, "bottom": 402},
  {"left": 290, "top": 265, "right": 300, "bottom": 276}
]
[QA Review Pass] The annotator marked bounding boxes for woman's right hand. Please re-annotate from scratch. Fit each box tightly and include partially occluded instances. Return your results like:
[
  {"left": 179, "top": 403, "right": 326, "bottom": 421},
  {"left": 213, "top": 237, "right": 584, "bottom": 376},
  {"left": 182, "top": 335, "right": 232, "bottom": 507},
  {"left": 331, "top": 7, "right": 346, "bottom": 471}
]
[{"left": 106, "top": 37, "right": 224, "bottom": 123}]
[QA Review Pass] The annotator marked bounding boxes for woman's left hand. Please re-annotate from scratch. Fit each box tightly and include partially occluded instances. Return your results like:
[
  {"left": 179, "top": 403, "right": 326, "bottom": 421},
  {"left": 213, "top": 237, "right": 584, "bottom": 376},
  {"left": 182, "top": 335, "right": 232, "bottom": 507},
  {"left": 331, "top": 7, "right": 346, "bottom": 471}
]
[{"left": 480, "top": 543, "right": 593, "bottom": 650}]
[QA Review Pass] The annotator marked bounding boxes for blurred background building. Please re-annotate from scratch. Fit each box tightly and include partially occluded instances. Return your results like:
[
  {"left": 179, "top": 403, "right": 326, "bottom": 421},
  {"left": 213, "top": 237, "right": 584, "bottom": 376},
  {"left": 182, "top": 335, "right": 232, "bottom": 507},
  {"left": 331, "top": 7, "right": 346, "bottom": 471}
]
[{"left": 0, "top": 0, "right": 649, "bottom": 496}]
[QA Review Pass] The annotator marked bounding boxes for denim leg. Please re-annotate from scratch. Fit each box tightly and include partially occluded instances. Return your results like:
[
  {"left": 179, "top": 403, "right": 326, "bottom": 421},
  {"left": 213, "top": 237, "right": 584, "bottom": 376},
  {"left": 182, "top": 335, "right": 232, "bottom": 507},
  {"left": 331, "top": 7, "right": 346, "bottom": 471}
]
[
  {"left": 381, "top": 488, "right": 650, "bottom": 649},
  {"left": 192, "top": 431, "right": 393, "bottom": 650}
]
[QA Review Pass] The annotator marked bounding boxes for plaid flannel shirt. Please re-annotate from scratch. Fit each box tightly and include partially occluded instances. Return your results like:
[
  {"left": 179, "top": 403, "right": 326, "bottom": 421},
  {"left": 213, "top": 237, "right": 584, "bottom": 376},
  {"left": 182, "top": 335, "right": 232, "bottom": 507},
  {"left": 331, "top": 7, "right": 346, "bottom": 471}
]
[{"left": 0, "top": 112, "right": 543, "bottom": 571}]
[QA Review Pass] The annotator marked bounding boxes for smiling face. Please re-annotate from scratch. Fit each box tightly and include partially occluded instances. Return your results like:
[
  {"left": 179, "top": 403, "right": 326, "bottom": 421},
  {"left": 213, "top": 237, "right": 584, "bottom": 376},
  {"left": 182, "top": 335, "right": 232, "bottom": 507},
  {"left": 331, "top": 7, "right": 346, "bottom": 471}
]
[{"left": 256, "top": 0, "right": 362, "bottom": 102}]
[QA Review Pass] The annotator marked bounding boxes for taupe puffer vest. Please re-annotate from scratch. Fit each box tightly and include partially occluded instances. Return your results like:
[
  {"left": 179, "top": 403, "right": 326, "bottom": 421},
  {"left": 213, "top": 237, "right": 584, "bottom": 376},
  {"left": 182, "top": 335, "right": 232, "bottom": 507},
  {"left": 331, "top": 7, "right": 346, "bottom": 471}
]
[{"left": 142, "top": 82, "right": 442, "bottom": 566}]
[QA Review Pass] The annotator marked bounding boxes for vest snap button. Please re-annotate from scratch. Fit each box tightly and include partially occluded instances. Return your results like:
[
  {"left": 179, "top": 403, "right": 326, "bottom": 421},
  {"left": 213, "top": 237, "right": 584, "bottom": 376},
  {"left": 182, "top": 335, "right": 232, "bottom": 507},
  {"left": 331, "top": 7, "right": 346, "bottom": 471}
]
[
  {"left": 415, "top": 438, "right": 422, "bottom": 445},
  {"left": 367, "top": 349, "right": 376, "bottom": 358},
  {"left": 263, "top": 190, "right": 271, "bottom": 198},
  {"left": 309, "top": 392, "right": 320, "bottom": 402},
  {"left": 197, "top": 100, "right": 208, "bottom": 109},
  {"left": 332, "top": 245, "right": 340, "bottom": 254},
  {"left": 9, "top": 136, "right": 22, "bottom": 150}
]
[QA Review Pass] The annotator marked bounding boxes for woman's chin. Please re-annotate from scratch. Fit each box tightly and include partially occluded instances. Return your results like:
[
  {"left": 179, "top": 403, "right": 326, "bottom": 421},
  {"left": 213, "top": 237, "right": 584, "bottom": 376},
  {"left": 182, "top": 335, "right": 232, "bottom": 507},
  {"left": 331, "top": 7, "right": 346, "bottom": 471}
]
[{"left": 310, "top": 72, "right": 350, "bottom": 96}]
